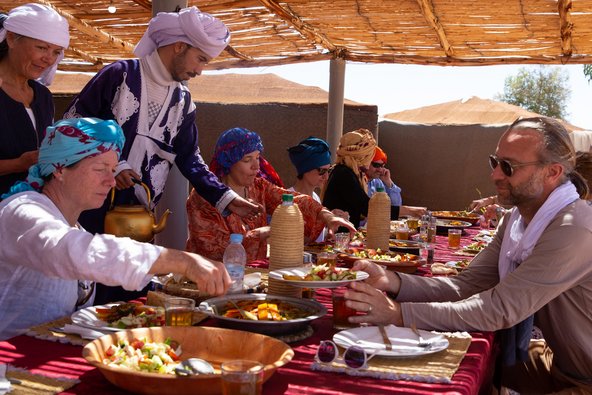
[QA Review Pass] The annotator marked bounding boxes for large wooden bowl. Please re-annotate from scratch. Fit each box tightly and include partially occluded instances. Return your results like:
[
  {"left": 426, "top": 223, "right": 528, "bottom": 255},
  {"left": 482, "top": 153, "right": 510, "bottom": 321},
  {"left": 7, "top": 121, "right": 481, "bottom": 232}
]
[{"left": 83, "top": 326, "right": 294, "bottom": 395}]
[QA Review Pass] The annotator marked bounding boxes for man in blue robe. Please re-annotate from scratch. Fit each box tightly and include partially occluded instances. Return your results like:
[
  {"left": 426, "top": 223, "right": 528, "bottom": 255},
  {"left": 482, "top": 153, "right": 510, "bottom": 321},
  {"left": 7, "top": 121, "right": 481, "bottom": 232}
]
[{"left": 64, "top": 6, "right": 259, "bottom": 303}]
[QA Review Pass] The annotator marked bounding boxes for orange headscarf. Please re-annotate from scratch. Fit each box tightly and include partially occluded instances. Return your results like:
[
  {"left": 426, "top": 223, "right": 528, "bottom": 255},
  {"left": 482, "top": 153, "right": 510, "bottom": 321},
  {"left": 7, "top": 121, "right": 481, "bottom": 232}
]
[{"left": 373, "top": 147, "right": 388, "bottom": 163}]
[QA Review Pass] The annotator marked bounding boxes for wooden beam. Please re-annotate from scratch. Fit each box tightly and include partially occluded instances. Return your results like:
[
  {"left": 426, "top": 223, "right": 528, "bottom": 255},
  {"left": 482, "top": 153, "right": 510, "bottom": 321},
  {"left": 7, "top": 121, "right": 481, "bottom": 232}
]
[
  {"left": 66, "top": 46, "right": 102, "bottom": 65},
  {"left": 58, "top": 63, "right": 105, "bottom": 72},
  {"left": 257, "top": 0, "right": 338, "bottom": 52},
  {"left": 558, "top": 0, "right": 573, "bottom": 58},
  {"left": 130, "top": 0, "right": 153, "bottom": 11},
  {"left": 224, "top": 45, "right": 253, "bottom": 61},
  {"left": 414, "top": 0, "right": 454, "bottom": 57},
  {"left": 36, "top": 0, "right": 136, "bottom": 55}
]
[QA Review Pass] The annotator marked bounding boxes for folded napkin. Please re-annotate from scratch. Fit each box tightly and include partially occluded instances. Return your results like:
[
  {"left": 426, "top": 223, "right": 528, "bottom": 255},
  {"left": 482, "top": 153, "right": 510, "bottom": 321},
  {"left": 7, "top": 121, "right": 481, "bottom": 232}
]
[
  {"left": 0, "top": 364, "right": 11, "bottom": 395},
  {"left": 334, "top": 325, "right": 446, "bottom": 353},
  {"left": 59, "top": 324, "right": 106, "bottom": 340}
]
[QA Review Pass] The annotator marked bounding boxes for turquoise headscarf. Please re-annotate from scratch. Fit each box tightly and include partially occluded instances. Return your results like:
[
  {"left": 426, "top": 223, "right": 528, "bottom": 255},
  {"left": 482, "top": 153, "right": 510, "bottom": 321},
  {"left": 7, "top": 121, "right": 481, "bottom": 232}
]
[{"left": 2, "top": 118, "right": 125, "bottom": 199}]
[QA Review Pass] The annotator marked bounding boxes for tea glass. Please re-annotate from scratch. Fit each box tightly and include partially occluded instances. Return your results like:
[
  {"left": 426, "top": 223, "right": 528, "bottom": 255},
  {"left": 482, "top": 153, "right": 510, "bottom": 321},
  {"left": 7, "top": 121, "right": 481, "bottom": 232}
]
[
  {"left": 332, "top": 287, "right": 356, "bottom": 330},
  {"left": 221, "top": 360, "right": 263, "bottom": 395},
  {"left": 164, "top": 297, "right": 195, "bottom": 326},
  {"left": 448, "top": 229, "right": 462, "bottom": 249}
]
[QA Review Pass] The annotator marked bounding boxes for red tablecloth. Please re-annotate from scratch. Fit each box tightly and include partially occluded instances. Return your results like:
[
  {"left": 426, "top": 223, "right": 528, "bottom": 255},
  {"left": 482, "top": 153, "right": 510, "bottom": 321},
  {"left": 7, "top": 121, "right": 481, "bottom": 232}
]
[{"left": 0, "top": 225, "right": 497, "bottom": 394}]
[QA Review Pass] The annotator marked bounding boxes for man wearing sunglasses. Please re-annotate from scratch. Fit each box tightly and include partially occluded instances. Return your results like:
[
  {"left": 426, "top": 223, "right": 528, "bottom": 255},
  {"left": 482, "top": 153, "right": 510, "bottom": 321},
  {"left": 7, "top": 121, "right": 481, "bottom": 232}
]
[
  {"left": 365, "top": 147, "right": 426, "bottom": 218},
  {"left": 347, "top": 117, "right": 592, "bottom": 393}
]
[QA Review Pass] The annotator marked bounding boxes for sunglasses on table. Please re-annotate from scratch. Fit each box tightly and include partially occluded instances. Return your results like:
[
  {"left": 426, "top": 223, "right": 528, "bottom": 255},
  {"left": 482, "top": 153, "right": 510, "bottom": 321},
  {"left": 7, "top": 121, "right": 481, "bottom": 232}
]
[
  {"left": 315, "top": 340, "right": 376, "bottom": 369},
  {"left": 488, "top": 155, "right": 544, "bottom": 177},
  {"left": 370, "top": 162, "right": 386, "bottom": 169},
  {"left": 316, "top": 167, "right": 330, "bottom": 176}
]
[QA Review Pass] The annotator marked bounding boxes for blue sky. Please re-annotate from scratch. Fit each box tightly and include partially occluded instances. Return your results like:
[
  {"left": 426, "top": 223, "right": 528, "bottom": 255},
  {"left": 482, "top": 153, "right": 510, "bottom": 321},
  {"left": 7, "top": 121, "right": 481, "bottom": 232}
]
[{"left": 214, "top": 62, "right": 592, "bottom": 130}]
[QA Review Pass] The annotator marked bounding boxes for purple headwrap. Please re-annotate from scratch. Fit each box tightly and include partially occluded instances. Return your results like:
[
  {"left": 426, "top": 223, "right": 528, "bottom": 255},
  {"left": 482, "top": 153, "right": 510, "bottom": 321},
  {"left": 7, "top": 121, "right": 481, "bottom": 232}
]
[{"left": 210, "top": 127, "right": 283, "bottom": 187}]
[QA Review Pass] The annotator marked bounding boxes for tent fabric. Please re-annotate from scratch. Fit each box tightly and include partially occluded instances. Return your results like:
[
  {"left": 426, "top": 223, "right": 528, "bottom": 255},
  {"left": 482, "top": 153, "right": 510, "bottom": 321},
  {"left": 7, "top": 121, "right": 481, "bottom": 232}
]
[{"left": 383, "top": 96, "right": 583, "bottom": 132}]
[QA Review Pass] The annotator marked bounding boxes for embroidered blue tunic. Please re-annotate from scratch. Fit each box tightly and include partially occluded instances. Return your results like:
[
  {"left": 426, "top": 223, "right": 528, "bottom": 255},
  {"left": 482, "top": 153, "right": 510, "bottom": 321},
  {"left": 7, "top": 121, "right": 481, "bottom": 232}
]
[{"left": 64, "top": 59, "right": 232, "bottom": 233}]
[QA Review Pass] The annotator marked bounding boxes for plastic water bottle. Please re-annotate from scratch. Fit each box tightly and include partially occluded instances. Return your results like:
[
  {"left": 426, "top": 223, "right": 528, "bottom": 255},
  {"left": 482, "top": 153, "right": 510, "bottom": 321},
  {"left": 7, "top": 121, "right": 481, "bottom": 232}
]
[{"left": 223, "top": 233, "right": 247, "bottom": 294}]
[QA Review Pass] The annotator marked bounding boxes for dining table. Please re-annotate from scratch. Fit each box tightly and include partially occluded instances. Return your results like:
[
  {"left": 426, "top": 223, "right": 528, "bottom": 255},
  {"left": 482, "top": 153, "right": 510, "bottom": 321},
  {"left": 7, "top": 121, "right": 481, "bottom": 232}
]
[{"left": 0, "top": 224, "right": 499, "bottom": 394}]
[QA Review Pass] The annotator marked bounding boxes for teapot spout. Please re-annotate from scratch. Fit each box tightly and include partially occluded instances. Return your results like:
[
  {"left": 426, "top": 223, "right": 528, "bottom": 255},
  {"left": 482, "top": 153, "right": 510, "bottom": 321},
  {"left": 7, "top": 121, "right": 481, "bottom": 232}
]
[{"left": 152, "top": 209, "right": 172, "bottom": 234}]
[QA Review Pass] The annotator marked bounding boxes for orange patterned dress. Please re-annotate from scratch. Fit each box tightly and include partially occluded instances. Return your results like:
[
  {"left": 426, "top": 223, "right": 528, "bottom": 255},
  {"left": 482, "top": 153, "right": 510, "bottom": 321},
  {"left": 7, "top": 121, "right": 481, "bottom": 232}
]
[{"left": 186, "top": 177, "right": 325, "bottom": 262}]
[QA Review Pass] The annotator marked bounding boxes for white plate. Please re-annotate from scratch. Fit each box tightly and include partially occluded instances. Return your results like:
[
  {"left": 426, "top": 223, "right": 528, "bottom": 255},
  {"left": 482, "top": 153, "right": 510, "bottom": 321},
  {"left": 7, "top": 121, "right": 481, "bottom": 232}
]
[
  {"left": 333, "top": 325, "right": 449, "bottom": 357},
  {"left": 268, "top": 266, "right": 369, "bottom": 289},
  {"left": 71, "top": 304, "right": 121, "bottom": 332}
]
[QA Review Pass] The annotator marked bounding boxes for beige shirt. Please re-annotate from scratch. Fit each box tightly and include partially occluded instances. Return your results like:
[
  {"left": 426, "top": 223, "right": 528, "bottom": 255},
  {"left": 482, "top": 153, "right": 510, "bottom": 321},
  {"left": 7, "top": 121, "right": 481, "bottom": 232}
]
[{"left": 397, "top": 199, "right": 592, "bottom": 382}]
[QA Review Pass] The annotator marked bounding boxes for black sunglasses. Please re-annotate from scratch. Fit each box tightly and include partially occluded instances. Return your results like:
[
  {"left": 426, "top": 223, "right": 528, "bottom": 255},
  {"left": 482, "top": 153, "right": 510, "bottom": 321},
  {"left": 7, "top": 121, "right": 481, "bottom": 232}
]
[
  {"left": 370, "top": 162, "right": 386, "bottom": 169},
  {"left": 488, "top": 155, "right": 543, "bottom": 177},
  {"left": 317, "top": 167, "right": 330, "bottom": 175}
]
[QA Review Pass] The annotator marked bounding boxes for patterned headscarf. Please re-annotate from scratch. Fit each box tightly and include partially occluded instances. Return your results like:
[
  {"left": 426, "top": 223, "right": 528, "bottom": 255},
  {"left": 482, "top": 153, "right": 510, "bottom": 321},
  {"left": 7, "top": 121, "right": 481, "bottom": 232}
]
[
  {"left": 210, "top": 127, "right": 283, "bottom": 187},
  {"left": 134, "top": 6, "right": 230, "bottom": 58},
  {"left": 0, "top": 3, "right": 70, "bottom": 85},
  {"left": 336, "top": 128, "right": 377, "bottom": 192},
  {"left": 2, "top": 118, "right": 124, "bottom": 199},
  {"left": 288, "top": 136, "right": 331, "bottom": 176}
]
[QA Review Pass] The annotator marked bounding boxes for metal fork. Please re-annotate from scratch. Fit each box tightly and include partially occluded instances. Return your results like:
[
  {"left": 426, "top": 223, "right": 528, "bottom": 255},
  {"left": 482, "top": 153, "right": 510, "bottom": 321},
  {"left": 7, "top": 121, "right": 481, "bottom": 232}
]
[{"left": 410, "top": 323, "right": 432, "bottom": 348}]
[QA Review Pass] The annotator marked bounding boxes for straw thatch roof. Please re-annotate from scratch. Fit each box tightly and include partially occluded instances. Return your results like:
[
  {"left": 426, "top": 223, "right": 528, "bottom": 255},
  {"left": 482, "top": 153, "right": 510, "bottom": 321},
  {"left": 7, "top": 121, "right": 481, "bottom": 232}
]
[
  {"left": 2, "top": 0, "right": 592, "bottom": 73},
  {"left": 383, "top": 96, "right": 584, "bottom": 131}
]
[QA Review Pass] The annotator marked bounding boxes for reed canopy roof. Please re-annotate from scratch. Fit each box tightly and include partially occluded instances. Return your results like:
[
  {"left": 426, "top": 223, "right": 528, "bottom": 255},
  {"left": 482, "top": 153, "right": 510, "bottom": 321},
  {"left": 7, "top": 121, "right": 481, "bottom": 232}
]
[{"left": 2, "top": 0, "right": 592, "bottom": 72}]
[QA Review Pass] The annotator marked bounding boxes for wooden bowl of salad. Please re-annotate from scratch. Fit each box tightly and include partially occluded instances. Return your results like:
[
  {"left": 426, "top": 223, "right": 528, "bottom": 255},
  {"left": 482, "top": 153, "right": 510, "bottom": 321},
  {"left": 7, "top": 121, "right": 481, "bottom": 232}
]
[{"left": 82, "top": 326, "right": 294, "bottom": 395}]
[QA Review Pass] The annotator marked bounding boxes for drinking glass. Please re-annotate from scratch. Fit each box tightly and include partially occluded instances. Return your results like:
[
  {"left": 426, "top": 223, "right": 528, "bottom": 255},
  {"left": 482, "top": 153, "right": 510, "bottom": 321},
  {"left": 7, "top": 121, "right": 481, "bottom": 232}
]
[
  {"left": 221, "top": 360, "right": 263, "bottom": 395},
  {"left": 332, "top": 287, "right": 356, "bottom": 329},
  {"left": 164, "top": 297, "right": 195, "bottom": 326},
  {"left": 334, "top": 232, "right": 350, "bottom": 251},
  {"left": 448, "top": 229, "right": 462, "bottom": 249}
]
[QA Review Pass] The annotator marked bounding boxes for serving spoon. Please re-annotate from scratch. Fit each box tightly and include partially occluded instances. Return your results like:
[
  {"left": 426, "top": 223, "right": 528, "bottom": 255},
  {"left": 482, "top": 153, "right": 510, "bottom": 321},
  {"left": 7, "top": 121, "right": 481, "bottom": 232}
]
[
  {"left": 229, "top": 299, "right": 258, "bottom": 320},
  {"left": 174, "top": 358, "right": 215, "bottom": 376}
]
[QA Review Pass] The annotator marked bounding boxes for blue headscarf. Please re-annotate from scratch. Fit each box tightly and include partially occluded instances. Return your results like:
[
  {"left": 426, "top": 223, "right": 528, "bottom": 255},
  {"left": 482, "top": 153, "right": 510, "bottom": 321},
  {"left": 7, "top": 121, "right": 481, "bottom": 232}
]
[
  {"left": 287, "top": 136, "right": 331, "bottom": 176},
  {"left": 2, "top": 118, "right": 125, "bottom": 199},
  {"left": 209, "top": 127, "right": 283, "bottom": 187}
]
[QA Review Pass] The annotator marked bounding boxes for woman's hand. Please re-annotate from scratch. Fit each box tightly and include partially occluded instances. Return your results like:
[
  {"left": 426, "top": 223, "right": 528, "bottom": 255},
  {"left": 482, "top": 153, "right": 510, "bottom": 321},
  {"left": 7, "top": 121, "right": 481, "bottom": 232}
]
[
  {"left": 247, "top": 226, "right": 271, "bottom": 241},
  {"left": 468, "top": 195, "right": 496, "bottom": 212},
  {"left": 228, "top": 196, "right": 264, "bottom": 219},
  {"left": 331, "top": 208, "right": 350, "bottom": 221},
  {"left": 321, "top": 209, "right": 356, "bottom": 237},
  {"left": 344, "top": 281, "right": 403, "bottom": 326},
  {"left": 150, "top": 249, "right": 230, "bottom": 296},
  {"left": 18, "top": 150, "right": 39, "bottom": 172}
]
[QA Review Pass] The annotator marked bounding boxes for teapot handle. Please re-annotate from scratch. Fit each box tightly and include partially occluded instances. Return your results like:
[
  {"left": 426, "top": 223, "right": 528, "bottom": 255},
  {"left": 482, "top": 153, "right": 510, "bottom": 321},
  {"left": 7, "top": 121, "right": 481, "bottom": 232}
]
[{"left": 108, "top": 179, "right": 152, "bottom": 209}]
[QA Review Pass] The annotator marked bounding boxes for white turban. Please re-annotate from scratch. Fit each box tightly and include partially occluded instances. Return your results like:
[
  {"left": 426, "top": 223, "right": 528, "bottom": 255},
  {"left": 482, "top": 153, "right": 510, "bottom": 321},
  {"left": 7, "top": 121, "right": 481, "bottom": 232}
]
[
  {"left": 134, "top": 6, "right": 230, "bottom": 59},
  {"left": 0, "top": 3, "right": 70, "bottom": 86}
]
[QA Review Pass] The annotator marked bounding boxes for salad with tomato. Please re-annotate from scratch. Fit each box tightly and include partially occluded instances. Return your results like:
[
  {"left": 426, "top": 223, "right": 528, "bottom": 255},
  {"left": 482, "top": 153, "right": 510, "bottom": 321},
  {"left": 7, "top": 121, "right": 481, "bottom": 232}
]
[{"left": 103, "top": 337, "right": 181, "bottom": 374}]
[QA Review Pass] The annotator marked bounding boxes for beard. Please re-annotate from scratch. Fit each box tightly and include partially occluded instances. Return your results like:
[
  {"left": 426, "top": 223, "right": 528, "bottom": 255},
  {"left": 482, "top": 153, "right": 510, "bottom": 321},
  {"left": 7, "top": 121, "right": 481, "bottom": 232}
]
[{"left": 496, "top": 170, "right": 545, "bottom": 206}]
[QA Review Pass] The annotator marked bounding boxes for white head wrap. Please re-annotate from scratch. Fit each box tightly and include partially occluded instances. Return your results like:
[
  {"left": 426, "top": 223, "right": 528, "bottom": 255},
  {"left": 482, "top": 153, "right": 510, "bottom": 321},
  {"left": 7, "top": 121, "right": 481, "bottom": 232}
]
[
  {"left": 0, "top": 3, "right": 70, "bottom": 86},
  {"left": 134, "top": 6, "right": 230, "bottom": 59}
]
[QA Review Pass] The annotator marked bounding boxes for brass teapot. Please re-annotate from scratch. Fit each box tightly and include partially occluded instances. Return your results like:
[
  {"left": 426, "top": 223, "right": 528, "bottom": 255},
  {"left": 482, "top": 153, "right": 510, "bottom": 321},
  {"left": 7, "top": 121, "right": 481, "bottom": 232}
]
[{"left": 104, "top": 181, "right": 171, "bottom": 242}]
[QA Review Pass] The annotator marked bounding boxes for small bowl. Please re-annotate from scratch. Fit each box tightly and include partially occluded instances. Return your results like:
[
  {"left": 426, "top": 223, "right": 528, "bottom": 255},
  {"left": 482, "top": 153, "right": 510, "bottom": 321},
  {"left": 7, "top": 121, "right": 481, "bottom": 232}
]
[{"left": 83, "top": 326, "right": 293, "bottom": 395}]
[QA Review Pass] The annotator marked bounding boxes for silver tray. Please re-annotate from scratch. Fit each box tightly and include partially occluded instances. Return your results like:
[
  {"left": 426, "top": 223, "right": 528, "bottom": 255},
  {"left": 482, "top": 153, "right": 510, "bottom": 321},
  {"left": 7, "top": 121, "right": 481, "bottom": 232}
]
[{"left": 198, "top": 293, "right": 327, "bottom": 336}]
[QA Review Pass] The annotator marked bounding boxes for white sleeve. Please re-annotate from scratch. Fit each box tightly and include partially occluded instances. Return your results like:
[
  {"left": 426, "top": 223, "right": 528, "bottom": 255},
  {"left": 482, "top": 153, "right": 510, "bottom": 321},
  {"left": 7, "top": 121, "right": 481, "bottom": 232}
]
[{"left": 0, "top": 195, "right": 162, "bottom": 290}]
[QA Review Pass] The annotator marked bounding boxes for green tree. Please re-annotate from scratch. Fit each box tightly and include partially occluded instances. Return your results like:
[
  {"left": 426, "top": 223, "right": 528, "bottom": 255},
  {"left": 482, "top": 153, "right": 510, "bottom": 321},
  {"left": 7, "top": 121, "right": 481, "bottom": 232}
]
[
  {"left": 584, "top": 64, "right": 592, "bottom": 83},
  {"left": 494, "top": 66, "right": 570, "bottom": 119}
]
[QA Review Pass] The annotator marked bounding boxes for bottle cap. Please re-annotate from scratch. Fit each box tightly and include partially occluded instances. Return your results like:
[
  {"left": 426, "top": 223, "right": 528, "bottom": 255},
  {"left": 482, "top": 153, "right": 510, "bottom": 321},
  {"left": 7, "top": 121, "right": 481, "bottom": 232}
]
[
  {"left": 376, "top": 187, "right": 385, "bottom": 192},
  {"left": 282, "top": 194, "right": 294, "bottom": 202},
  {"left": 229, "top": 233, "right": 243, "bottom": 243}
]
